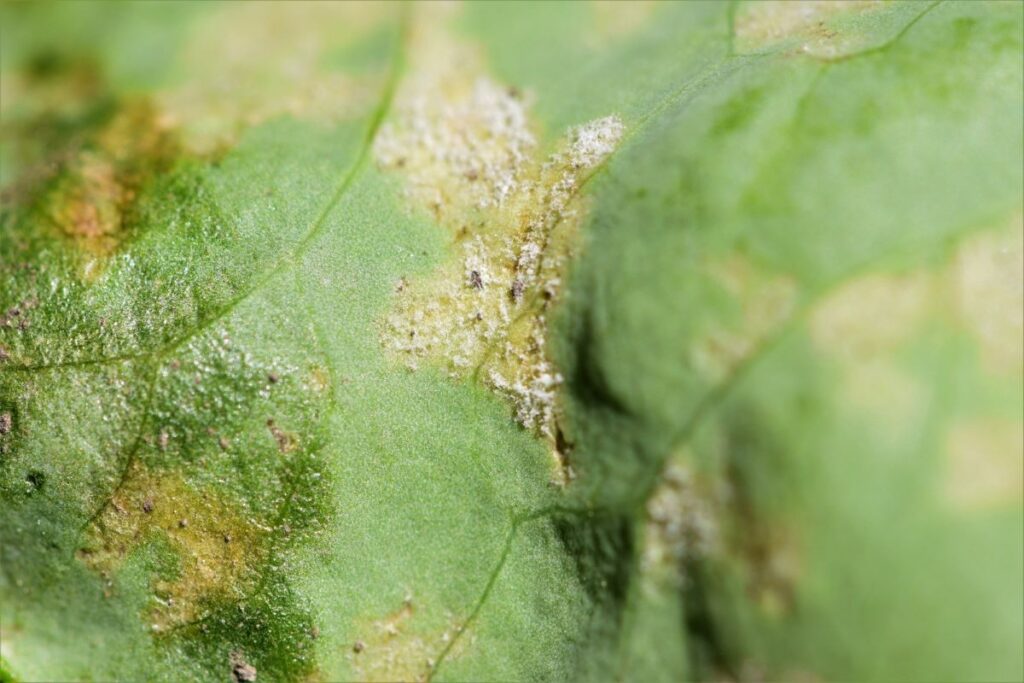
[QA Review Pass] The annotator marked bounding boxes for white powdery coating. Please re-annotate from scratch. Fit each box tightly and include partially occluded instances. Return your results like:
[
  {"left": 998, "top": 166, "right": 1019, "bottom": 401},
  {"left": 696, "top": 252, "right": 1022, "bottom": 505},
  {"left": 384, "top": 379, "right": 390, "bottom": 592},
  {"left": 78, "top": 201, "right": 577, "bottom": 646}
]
[
  {"left": 486, "top": 322, "right": 564, "bottom": 440},
  {"left": 377, "top": 51, "right": 624, "bottom": 449},
  {"left": 565, "top": 116, "right": 626, "bottom": 169},
  {"left": 374, "top": 78, "right": 536, "bottom": 213},
  {"left": 642, "top": 462, "right": 719, "bottom": 581}
]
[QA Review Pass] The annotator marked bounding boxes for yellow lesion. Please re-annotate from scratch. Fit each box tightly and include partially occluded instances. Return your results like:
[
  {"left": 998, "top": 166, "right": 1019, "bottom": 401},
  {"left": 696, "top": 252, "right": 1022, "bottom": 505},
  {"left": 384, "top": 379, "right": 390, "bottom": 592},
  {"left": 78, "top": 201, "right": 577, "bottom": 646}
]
[
  {"left": 157, "top": 1, "right": 396, "bottom": 153},
  {"left": 347, "top": 594, "right": 469, "bottom": 683},
  {"left": 734, "top": 0, "right": 886, "bottom": 59},
  {"left": 691, "top": 255, "right": 797, "bottom": 381},
  {"left": 43, "top": 101, "right": 181, "bottom": 274},
  {"left": 375, "top": 3, "right": 625, "bottom": 483},
  {"left": 950, "top": 215, "right": 1024, "bottom": 377},
  {"left": 590, "top": 1, "right": 660, "bottom": 44},
  {"left": 809, "top": 270, "right": 932, "bottom": 361},
  {"left": 77, "top": 462, "right": 268, "bottom": 632},
  {"left": 306, "top": 365, "right": 332, "bottom": 396},
  {"left": 837, "top": 358, "right": 925, "bottom": 433},
  {"left": 944, "top": 417, "right": 1024, "bottom": 510}
]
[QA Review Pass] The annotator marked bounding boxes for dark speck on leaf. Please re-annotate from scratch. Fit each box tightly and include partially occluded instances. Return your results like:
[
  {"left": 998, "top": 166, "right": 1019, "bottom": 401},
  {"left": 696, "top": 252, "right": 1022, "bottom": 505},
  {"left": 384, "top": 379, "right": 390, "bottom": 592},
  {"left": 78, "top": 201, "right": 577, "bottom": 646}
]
[
  {"left": 142, "top": 497, "right": 154, "bottom": 514},
  {"left": 230, "top": 651, "right": 257, "bottom": 683},
  {"left": 267, "top": 372, "right": 279, "bottom": 384},
  {"left": 26, "top": 470, "right": 45, "bottom": 491},
  {"left": 469, "top": 270, "right": 484, "bottom": 289},
  {"left": 510, "top": 279, "right": 525, "bottom": 301},
  {"left": 353, "top": 640, "right": 365, "bottom": 654}
]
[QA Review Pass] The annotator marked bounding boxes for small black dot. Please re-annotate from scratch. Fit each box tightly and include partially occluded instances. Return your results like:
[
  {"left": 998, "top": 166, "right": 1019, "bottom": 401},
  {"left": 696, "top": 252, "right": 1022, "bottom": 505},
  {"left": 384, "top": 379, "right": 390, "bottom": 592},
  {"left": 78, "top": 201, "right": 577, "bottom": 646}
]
[{"left": 26, "top": 470, "right": 45, "bottom": 492}]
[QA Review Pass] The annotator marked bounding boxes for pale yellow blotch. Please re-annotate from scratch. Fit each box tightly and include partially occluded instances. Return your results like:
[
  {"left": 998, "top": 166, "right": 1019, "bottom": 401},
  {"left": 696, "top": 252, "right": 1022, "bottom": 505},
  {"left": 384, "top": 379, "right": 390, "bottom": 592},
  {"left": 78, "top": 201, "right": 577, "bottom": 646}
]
[
  {"left": 951, "top": 217, "right": 1024, "bottom": 376},
  {"left": 376, "top": 4, "right": 625, "bottom": 483},
  {"left": 306, "top": 365, "right": 332, "bottom": 396},
  {"left": 810, "top": 270, "right": 932, "bottom": 361},
  {"left": 77, "top": 462, "right": 267, "bottom": 631},
  {"left": 691, "top": 255, "right": 797, "bottom": 381},
  {"left": 945, "top": 418, "right": 1024, "bottom": 509},
  {"left": 590, "top": 1, "right": 659, "bottom": 43},
  {"left": 838, "top": 358, "right": 926, "bottom": 435},
  {"left": 734, "top": 0, "right": 885, "bottom": 59},
  {"left": 158, "top": 1, "right": 393, "bottom": 152},
  {"left": 348, "top": 595, "right": 469, "bottom": 683},
  {"left": 0, "top": 69, "right": 20, "bottom": 118}
]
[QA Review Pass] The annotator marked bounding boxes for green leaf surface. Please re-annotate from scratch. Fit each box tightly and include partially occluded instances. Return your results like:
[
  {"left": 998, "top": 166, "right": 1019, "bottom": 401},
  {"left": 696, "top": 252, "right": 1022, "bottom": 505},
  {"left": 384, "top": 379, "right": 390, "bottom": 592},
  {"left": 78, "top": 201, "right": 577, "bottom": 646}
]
[{"left": 1, "top": 2, "right": 1021, "bottom": 682}]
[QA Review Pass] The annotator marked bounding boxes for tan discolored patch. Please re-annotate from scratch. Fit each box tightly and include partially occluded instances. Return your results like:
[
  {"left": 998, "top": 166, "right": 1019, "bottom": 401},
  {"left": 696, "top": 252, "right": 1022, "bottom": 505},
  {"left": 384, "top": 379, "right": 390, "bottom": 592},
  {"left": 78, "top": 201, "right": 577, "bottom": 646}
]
[
  {"left": 944, "top": 417, "right": 1023, "bottom": 510},
  {"left": 691, "top": 255, "right": 797, "bottom": 381},
  {"left": 77, "top": 462, "right": 268, "bottom": 631},
  {"left": 734, "top": 0, "right": 886, "bottom": 59},
  {"left": 810, "top": 270, "right": 932, "bottom": 361},
  {"left": 376, "top": 4, "right": 625, "bottom": 483},
  {"left": 158, "top": 1, "right": 394, "bottom": 153},
  {"left": 347, "top": 595, "right": 469, "bottom": 683},
  {"left": 950, "top": 217, "right": 1024, "bottom": 376},
  {"left": 642, "top": 458, "right": 721, "bottom": 583}
]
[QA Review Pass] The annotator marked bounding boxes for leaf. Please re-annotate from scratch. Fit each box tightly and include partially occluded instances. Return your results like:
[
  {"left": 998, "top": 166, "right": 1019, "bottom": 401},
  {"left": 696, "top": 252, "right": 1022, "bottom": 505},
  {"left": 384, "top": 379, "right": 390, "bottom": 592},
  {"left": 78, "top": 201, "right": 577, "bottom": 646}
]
[{"left": 1, "top": 2, "right": 1021, "bottom": 682}]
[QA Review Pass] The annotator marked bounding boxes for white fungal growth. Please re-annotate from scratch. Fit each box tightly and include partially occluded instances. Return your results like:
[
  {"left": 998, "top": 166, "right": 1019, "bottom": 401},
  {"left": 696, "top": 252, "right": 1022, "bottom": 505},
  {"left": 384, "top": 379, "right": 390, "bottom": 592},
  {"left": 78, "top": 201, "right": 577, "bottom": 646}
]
[
  {"left": 642, "top": 461, "right": 719, "bottom": 581},
  {"left": 374, "top": 77, "right": 537, "bottom": 215},
  {"left": 375, "top": 5, "right": 624, "bottom": 479},
  {"left": 565, "top": 116, "right": 627, "bottom": 169}
]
